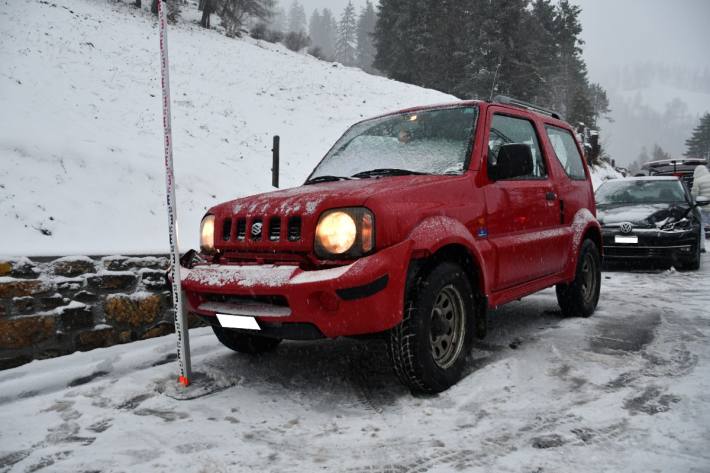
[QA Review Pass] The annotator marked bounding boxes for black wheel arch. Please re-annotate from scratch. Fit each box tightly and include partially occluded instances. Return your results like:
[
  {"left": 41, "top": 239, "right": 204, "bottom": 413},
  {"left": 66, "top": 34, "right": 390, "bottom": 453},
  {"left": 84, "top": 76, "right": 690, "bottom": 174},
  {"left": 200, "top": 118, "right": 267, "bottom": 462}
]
[
  {"left": 406, "top": 244, "right": 487, "bottom": 338},
  {"left": 408, "top": 244, "right": 485, "bottom": 297}
]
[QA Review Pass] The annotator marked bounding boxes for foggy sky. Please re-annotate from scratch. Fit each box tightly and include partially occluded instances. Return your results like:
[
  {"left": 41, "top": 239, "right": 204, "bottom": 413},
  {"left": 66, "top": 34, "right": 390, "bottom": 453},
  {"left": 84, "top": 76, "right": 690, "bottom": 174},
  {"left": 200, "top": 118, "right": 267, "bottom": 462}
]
[{"left": 572, "top": 0, "right": 710, "bottom": 81}]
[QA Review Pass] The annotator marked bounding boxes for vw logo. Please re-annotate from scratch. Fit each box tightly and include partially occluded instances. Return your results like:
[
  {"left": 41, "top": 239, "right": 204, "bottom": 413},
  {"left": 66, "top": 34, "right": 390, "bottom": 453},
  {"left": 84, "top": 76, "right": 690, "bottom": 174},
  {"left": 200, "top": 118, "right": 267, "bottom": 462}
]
[
  {"left": 251, "top": 222, "right": 263, "bottom": 237},
  {"left": 619, "top": 222, "right": 633, "bottom": 234}
]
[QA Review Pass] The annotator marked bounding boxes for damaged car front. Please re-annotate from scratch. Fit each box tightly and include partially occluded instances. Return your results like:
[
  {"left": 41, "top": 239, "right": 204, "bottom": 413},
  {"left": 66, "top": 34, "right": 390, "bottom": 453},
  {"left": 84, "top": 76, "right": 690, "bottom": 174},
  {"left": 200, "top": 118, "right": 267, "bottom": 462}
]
[{"left": 596, "top": 176, "right": 707, "bottom": 270}]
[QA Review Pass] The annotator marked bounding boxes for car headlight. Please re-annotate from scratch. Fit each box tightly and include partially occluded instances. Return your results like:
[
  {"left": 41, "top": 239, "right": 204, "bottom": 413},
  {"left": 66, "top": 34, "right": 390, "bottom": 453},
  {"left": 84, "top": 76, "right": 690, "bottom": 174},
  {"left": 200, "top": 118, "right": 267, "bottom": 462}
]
[
  {"left": 200, "top": 214, "right": 215, "bottom": 254},
  {"left": 315, "top": 208, "right": 374, "bottom": 258},
  {"left": 660, "top": 217, "right": 691, "bottom": 232}
]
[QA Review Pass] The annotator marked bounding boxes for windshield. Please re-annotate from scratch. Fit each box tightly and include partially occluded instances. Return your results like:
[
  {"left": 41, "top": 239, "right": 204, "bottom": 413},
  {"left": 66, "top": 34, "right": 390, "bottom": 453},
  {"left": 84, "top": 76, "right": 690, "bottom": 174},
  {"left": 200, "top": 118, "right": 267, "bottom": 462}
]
[
  {"left": 308, "top": 106, "right": 478, "bottom": 181},
  {"left": 596, "top": 179, "right": 687, "bottom": 205}
]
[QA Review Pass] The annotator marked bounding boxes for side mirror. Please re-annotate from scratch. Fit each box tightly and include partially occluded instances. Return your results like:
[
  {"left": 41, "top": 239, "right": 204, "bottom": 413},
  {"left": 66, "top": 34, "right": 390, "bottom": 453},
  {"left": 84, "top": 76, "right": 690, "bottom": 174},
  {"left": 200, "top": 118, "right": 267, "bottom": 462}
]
[
  {"left": 696, "top": 195, "right": 710, "bottom": 207},
  {"left": 488, "top": 144, "right": 534, "bottom": 181}
]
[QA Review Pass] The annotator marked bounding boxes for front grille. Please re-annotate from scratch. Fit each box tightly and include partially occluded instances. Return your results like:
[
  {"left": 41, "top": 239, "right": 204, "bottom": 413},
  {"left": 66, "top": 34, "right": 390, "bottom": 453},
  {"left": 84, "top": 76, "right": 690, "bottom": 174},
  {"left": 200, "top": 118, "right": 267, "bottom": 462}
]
[
  {"left": 250, "top": 218, "right": 263, "bottom": 241},
  {"left": 269, "top": 217, "right": 281, "bottom": 241},
  {"left": 288, "top": 217, "right": 302, "bottom": 241},
  {"left": 605, "top": 245, "right": 693, "bottom": 258},
  {"left": 236, "top": 219, "right": 246, "bottom": 240},
  {"left": 228, "top": 215, "right": 302, "bottom": 243},
  {"left": 222, "top": 218, "right": 232, "bottom": 241}
]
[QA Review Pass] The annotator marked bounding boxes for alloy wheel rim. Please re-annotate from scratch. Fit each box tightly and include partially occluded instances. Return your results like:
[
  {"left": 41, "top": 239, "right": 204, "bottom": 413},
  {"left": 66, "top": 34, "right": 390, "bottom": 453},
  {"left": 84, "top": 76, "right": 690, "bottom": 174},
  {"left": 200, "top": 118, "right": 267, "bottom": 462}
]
[{"left": 429, "top": 285, "right": 466, "bottom": 369}]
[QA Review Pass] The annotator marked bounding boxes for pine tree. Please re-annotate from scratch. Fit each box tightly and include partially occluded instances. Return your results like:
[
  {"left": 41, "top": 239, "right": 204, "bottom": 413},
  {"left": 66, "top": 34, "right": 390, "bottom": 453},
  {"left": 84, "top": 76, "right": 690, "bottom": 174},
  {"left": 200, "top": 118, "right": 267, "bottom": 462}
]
[
  {"left": 215, "top": 0, "right": 275, "bottom": 38},
  {"left": 373, "top": 0, "right": 427, "bottom": 84},
  {"left": 526, "top": 0, "right": 558, "bottom": 106},
  {"left": 269, "top": 6, "right": 286, "bottom": 32},
  {"left": 588, "top": 82, "right": 611, "bottom": 124},
  {"left": 336, "top": 1, "right": 357, "bottom": 66},
  {"left": 550, "top": 0, "right": 586, "bottom": 119},
  {"left": 355, "top": 1, "right": 377, "bottom": 73},
  {"left": 309, "top": 9, "right": 323, "bottom": 50},
  {"left": 287, "top": 0, "right": 307, "bottom": 34},
  {"left": 652, "top": 144, "right": 671, "bottom": 161},
  {"left": 372, "top": 0, "right": 609, "bottom": 130},
  {"left": 465, "top": 0, "right": 535, "bottom": 100},
  {"left": 684, "top": 113, "right": 710, "bottom": 159},
  {"left": 320, "top": 8, "right": 338, "bottom": 59}
]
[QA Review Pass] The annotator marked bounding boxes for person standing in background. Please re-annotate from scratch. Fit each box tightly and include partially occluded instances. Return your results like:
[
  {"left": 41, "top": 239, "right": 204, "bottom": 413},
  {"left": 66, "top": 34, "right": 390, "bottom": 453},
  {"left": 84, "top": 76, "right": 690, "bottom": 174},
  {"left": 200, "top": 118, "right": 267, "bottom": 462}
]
[{"left": 691, "top": 164, "right": 710, "bottom": 252}]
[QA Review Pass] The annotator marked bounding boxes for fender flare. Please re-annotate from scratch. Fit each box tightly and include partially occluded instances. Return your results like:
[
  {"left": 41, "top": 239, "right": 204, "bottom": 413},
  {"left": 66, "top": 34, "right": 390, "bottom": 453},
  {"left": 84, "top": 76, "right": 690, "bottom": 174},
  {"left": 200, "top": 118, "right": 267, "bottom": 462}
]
[
  {"left": 565, "top": 208, "right": 602, "bottom": 280},
  {"left": 405, "top": 215, "right": 492, "bottom": 296}
]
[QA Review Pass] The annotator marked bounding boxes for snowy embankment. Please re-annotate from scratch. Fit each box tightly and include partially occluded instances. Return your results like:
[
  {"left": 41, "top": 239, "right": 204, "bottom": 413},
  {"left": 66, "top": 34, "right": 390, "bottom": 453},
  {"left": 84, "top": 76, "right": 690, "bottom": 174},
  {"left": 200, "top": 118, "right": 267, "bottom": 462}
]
[
  {"left": 0, "top": 0, "right": 453, "bottom": 256},
  {"left": 590, "top": 161, "right": 623, "bottom": 190},
  {"left": 2, "top": 255, "right": 710, "bottom": 472}
]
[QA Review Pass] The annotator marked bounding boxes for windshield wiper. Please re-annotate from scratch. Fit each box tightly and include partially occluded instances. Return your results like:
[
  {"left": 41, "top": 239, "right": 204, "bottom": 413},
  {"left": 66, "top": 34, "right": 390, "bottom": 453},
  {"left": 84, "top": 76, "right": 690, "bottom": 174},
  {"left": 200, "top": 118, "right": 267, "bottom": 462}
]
[
  {"left": 352, "top": 168, "right": 428, "bottom": 179},
  {"left": 304, "top": 175, "right": 351, "bottom": 185}
]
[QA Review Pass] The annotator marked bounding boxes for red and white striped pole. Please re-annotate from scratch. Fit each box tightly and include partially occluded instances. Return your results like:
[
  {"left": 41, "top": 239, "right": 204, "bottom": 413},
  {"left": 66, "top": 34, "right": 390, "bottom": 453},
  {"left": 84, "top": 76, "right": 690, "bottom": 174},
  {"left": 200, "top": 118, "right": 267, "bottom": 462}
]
[{"left": 158, "top": 0, "right": 192, "bottom": 387}]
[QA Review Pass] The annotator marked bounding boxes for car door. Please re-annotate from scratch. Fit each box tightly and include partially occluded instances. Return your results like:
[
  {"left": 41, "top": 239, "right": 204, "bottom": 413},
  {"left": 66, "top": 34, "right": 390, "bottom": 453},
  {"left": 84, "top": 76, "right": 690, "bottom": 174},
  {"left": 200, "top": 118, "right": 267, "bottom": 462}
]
[{"left": 484, "top": 110, "right": 566, "bottom": 290}]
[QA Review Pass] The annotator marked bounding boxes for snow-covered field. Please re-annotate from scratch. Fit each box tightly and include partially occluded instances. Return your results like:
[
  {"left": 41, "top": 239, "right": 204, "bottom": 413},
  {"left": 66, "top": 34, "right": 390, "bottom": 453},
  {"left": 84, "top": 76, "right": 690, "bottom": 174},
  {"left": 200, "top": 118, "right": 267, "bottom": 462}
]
[
  {"left": 2, "top": 255, "right": 709, "bottom": 473},
  {"left": 0, "top": 0, "right": 453, "bottom": 256}
]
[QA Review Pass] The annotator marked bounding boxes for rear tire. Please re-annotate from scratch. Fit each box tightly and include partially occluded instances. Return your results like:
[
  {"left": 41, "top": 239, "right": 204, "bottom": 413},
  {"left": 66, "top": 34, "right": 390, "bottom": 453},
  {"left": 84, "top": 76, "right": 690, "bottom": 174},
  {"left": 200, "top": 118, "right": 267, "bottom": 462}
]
[
  {"left": 389, "top": 261, "right": 476, "bottom": 394},
  {"left": 212, "top": 325, "right": 282, "bottom": 354},
  {"left": 556, "top": 239, "right": 601, "bottom": 318}
]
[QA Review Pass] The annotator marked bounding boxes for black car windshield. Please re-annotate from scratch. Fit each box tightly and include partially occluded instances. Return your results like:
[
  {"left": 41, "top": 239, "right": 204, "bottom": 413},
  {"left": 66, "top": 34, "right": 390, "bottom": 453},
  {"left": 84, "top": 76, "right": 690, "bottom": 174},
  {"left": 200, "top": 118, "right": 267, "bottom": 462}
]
[
  {"left": 596, "top": 179, "right": 687, "bottom": 205},
  {"left": 308, "top": 106, "right": 478, "bottom": 181}
]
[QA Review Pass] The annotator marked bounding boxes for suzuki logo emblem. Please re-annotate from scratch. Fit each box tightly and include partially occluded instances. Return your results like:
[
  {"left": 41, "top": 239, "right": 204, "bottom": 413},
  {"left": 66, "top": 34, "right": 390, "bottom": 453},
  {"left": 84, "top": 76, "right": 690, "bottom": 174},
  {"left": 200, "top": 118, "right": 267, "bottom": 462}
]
[
  {"left": 619, "top": 222, "right": 633, "bottom": 234},
  {"left": 251, "top": 222, "right": 263, "bottom": 238}
]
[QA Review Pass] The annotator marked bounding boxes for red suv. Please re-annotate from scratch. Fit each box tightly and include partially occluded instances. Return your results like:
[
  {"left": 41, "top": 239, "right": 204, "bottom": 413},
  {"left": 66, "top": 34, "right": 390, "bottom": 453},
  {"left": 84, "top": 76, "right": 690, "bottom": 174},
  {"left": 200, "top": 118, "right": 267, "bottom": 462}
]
[{"left": 182, "top": 97, "right": 602, "bottom": 393}]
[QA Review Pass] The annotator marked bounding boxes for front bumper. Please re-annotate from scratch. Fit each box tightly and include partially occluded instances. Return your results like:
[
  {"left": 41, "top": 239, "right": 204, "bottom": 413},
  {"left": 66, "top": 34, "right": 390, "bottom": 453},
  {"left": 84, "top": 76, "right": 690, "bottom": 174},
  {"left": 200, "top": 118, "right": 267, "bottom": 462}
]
[
  {"left": 602, "top": 227, "right": 698, "bottom": 261},
  {"left": 181, "top": 240, "right": 412, "bottom": 338}
]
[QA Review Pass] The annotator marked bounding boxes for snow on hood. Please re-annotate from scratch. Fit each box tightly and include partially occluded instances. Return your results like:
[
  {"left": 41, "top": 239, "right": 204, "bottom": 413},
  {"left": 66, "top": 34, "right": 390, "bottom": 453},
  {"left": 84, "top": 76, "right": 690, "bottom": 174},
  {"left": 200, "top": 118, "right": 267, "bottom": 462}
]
[
  {"left": 597, "top": 203, "right": 690, "bottom": 228},
  {"left": 211, "top": 175, "right": 450, "bottom": 217}
]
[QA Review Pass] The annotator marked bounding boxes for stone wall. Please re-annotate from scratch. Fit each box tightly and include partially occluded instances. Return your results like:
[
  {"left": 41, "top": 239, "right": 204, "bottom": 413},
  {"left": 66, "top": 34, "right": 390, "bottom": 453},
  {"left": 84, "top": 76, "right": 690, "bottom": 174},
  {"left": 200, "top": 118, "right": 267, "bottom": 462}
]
[{"left": 0, "top": 255, "right": 200, "bottom": 370}]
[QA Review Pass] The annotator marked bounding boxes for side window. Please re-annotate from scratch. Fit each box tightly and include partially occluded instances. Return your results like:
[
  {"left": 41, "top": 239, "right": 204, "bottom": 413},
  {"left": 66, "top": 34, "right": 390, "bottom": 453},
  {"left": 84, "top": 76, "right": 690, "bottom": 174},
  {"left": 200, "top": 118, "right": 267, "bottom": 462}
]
[
  {"left": 489, "top": 114, "right": 546, "bottom": 179},
  {"left": 545, "top": 125, "right": 586, "bottom": 180}
]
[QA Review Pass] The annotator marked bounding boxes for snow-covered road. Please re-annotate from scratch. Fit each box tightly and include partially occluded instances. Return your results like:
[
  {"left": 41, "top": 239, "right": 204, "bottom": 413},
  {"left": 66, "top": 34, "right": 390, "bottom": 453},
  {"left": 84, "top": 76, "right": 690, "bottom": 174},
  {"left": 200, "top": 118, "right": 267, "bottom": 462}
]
[{"left": 2, "top": 257, "right": 710, "bottom": 472}]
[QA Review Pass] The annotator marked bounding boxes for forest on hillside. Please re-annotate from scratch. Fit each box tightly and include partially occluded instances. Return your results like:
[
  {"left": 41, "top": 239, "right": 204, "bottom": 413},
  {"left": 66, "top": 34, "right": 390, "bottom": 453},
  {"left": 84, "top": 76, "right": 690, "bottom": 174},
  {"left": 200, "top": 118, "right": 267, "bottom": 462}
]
[{"left": 128, "top": 0, "right": 710, "bottom": 167}]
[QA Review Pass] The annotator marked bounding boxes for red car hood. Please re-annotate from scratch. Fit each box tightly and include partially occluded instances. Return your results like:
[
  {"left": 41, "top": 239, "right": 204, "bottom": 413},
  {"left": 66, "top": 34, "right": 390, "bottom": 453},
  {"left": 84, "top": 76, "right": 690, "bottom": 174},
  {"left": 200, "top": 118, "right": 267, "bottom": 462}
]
[{"left": 210, "top": 175, "right": 450, "bottom": 217}]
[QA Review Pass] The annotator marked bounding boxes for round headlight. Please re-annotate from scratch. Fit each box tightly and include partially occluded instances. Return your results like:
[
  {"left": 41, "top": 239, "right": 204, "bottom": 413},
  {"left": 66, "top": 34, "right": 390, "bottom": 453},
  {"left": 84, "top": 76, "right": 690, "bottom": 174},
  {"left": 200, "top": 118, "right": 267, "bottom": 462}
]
[
  {"left": 200, "top": 214, "right": 215, "bottom": 254},
  {"left": 316, "top": 211, "right": 357, "bottom": 255}
]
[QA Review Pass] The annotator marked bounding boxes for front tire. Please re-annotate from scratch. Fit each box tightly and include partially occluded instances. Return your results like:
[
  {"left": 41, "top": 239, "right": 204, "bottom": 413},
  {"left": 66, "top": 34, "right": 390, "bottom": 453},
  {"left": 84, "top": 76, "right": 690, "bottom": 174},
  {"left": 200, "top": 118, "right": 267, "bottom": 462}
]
[
  {"left": 389, "top": 262, "right": 475, "bottom": 393},
  {"left": 212, "top": 325, "right": 282, "bottom": 354},
  {"left": 556, "top": 239, "right": 601, "bottom": 318},
  {"left": 677, "top": 230, "right": 701, "bottom": 271}
]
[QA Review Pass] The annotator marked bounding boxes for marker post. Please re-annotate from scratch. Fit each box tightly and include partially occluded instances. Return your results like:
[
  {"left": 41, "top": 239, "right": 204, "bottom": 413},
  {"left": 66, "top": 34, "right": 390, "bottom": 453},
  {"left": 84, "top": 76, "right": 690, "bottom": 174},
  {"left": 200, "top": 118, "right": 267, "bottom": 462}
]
[{"left": 158, "top": 0, "right": 192, "bottom": 387}]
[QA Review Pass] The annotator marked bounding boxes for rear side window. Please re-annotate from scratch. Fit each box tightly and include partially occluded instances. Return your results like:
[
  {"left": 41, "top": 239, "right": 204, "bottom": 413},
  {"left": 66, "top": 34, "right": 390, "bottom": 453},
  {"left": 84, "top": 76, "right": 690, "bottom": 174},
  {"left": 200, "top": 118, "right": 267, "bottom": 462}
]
[
  {"left": 545, "top": 126, "right": 586, "bottom": 180},
  {"left": 488, "top": 114, "right": 546, "bottom": 179}
]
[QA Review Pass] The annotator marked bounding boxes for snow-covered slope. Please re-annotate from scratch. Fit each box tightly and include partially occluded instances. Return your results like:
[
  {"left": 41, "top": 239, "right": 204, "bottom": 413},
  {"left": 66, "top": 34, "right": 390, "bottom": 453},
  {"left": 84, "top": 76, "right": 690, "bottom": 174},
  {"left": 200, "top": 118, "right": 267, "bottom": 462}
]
[
  {"left": 590, "top": 162, "right": 623, "bottom": 190},
  {"left": 0, "top": 0, "right": 454, "bottom": 256}
]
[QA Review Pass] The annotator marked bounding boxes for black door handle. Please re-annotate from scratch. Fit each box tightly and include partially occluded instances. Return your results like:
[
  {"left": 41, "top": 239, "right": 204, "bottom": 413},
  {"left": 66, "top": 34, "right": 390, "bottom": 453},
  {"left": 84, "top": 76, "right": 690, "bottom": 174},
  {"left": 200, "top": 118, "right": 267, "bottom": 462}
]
[{"left": 545, "top": 191, "right": 557, "bottom": 201}]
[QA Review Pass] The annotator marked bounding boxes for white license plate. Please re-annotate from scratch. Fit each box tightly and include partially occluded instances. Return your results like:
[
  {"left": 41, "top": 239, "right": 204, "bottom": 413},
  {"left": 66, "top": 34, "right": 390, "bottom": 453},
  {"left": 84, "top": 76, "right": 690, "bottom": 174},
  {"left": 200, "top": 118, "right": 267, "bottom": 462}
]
[
  {"left": 216, "top": 314, "right": 261, "bottom": 330},
  {"left": 614, "top": 235, "right": 638, "bottom": 244}
]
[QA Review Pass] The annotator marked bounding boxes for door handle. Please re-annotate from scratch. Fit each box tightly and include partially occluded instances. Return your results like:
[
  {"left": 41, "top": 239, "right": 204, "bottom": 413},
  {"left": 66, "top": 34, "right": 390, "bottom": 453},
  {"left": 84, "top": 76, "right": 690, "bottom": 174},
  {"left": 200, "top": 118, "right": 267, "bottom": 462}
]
[{"left": 545, "top": 191, "right": 557, "bottom": 201}]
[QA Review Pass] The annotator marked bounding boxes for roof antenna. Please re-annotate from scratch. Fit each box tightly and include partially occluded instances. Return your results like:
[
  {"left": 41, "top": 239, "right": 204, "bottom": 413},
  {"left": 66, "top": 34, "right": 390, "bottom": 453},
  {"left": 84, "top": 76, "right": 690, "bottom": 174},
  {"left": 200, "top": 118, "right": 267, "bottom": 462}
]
[{"left": 489, "top": 61, "right": 502, "bottom": 102}]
